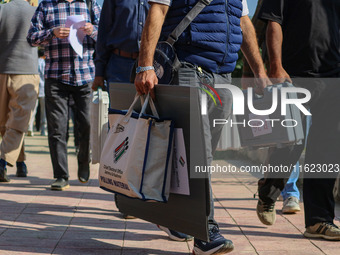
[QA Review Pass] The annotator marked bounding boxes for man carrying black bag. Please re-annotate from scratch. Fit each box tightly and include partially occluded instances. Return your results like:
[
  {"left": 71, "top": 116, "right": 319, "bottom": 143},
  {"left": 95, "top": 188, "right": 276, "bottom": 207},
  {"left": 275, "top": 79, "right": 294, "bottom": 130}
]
[
  {"left": 254, "top": 0, "right": 340, "bottom": 241},
  {"left": 135, "top": 0, "right": 271, "bottom": 254}
]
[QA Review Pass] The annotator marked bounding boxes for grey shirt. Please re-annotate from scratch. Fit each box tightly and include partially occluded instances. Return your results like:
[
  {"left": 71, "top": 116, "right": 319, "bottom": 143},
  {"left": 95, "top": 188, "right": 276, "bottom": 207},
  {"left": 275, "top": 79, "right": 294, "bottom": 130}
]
[{"left": 0, "top": 0, "right": 38, "bottom": 74}]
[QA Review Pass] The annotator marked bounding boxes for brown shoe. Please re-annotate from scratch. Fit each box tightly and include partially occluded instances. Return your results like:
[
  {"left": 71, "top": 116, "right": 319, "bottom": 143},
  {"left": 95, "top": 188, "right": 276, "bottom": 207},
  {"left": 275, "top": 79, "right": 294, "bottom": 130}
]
[
  {"left": 304, "top": 222, "right": 340, "bottom": 240},
  {"left": 256, "top": 198, "right": 276, "bottom": 225}
]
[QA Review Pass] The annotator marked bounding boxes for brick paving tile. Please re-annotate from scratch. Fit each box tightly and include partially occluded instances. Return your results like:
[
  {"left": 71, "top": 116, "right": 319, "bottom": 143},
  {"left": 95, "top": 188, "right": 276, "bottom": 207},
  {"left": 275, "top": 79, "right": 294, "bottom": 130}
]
[
  {"left": 0, "top": 246, "right": 53, "bottom": 254},
  {"left": 0, "top": 236, "right": 58, "bottom": 248},
  {"left": 0, "top": 206, "right": 26, "bottom": 214},
  {"left": 123, "top": 222, "right": 190, "bottom": 252},
  {"left": 9, "top": 222, "right": 68, "bottom": 232},
  {"left": 65, "top": 225, "right": 117, "bottom": 233},
  {"left": 309, "top": 239, "right": 340, "bottom": 250},
  {"left": 56, "top": 238, "right": 123, "bottom": 249},
  {"left": 52, "top": 248, "right": 122, "bottom": 255},
  {"left": 71, "top": 212, "right": 121, "bottom": 222},
  {"left": 1, "top": 229, "right": 64, "bottom": 239},
  {"left": 320, "top": 249, "right": 340, "bottom": 255},
  {"left": 62, "top": 230, "right": 124, "bottom": 240},
  {"left": 1, "top": 135, "right": 340, "bottom": 254},
  {"left": 121, "top": 249, "right": 191, "bottom": 255},
  {"left": 0, "top": 228, "right": 6, "bottom": 236},
  {"left": 258, "top": 251, "right": 325, "bottom": 255}
]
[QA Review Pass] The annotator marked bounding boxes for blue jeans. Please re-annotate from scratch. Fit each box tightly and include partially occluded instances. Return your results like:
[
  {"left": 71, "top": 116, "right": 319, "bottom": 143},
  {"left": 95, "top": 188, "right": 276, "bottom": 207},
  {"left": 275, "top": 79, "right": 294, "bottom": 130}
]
[
  {"left": 281, "top": 163, "right": 300, "bottom": 200},
  {"left": 105, "top": 53, "right": 136, "bottom": 91},
  {"left": 281, "top": 115, "right": 311, "bottom": 200}
]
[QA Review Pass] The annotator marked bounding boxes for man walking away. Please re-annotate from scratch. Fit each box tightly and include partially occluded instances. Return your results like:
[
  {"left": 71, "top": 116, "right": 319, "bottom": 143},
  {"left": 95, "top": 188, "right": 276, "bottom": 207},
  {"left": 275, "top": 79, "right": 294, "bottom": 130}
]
[{"left": 0, "top": 0, "right": 39, "bottom": 181}]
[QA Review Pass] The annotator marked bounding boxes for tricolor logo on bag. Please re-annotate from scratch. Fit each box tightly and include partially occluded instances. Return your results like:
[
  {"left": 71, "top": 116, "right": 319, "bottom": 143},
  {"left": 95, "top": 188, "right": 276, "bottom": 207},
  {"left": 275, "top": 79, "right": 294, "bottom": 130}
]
[
  {"left": 114, "top": 137, "right": 129, "bottom": 163},
  {"left": 115, "top": 124, "right": 125, "bottom": 133},
  {"left": 179, "top": 156, "right": 185, "bottom": 167}
]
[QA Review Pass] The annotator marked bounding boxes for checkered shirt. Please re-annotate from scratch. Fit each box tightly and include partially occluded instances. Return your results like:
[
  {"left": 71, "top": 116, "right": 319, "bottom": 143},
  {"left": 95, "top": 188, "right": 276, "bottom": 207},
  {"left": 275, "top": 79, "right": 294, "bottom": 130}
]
[{"left": 27, "top": 0, "right": 101, "bottom": 86}]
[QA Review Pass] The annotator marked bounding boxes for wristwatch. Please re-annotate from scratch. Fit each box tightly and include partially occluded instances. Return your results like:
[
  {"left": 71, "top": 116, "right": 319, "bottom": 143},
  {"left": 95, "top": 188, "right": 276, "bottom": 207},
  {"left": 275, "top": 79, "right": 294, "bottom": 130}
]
[{"left": 136, "top": 66, "right": 154, "bottom": 74}]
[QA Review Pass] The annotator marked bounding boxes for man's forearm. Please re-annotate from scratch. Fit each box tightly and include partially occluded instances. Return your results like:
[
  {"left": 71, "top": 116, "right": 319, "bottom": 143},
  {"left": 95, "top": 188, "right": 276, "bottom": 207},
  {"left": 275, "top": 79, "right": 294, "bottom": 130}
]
[
  {"left": 134, "top": 3, "right": 169, "bottom": 95},
  {"left": 138, "top": 3, "right": 169, "bottom": 66},
  {"left": 266, "top": 20, "right": 283, "bottom": 70},
  {"left": 240, "top": 15, "right": 266, "bottom": 77}
]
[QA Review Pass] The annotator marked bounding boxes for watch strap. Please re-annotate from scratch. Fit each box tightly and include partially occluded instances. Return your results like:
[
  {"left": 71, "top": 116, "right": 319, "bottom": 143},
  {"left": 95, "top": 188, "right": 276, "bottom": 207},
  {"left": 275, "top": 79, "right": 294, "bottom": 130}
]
[{"left": 136, "top": 66, "right": 155, "bottom": 73}]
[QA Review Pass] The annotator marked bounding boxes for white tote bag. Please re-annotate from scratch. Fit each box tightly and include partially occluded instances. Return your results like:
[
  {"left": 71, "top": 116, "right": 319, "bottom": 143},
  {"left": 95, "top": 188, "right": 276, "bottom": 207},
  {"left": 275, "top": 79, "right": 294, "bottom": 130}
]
[
  {"left": 90, "top": 88, "right": 109, "bottom": 164},
  {"left": 98, "top": 94, "right": 174, "bottom": 202}
]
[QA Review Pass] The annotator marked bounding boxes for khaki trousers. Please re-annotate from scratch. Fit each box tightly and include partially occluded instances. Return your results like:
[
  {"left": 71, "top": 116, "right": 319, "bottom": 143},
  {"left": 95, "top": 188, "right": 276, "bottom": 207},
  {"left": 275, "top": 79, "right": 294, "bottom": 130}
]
[{"left": 0, "top": 74, "right": 39, "bottom": 165}]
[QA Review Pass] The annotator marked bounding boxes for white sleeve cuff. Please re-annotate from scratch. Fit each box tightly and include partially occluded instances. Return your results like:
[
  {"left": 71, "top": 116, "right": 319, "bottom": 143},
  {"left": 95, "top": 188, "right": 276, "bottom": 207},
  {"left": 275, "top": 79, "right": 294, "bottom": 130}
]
[
  {"left": 148, "top": 0, "right": 172, "bottom": 6},
  {"left": 242, "top": 0, "right": 250, "bottom": 16}
]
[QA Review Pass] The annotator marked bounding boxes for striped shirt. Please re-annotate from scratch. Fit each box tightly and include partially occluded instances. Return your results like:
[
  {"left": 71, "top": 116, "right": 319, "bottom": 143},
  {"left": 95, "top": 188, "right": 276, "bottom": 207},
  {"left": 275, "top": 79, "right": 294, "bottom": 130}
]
[{"left": 27, "top": 0, "right": 101, "bottom": 86}]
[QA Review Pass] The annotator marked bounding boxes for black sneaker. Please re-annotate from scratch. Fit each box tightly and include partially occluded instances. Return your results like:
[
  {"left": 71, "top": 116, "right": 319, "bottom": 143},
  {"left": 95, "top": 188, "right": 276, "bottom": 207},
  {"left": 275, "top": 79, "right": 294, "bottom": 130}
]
[
  {"left": 78, "top": 162, "right": 90, "bottom": 183},
  {"left": 193, "top": 225, "right": 234, "bottom": 255},
  {"left": 51, "top": 178, "right": 69, "bottom": 191},
  {"left": 0, "top": 164, "right": 10, "bottom": 182},
  {"left": 16, "top": 162, "right": 28, "bottom": 177},
  {"left": 157, "top": 225, "right": 193, "bottom": 241}
]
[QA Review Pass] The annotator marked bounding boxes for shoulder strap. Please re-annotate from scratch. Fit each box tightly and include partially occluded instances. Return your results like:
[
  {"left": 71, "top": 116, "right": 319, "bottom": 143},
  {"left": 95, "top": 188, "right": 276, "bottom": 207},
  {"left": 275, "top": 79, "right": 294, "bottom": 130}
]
[{"left": 166, "top": 0, "right": 213, "bottom": 46}]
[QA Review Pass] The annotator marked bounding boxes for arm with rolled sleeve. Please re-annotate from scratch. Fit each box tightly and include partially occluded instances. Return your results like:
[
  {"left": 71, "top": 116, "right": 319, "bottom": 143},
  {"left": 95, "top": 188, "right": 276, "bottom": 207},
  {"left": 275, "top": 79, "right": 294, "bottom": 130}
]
[
  {"left": 27, "top": 4, "right": 54, "bottom": 47},
  {"left": 240, "top": 15, "right": 272, "bottom": 91},
  {"left": 240, "top": 0, "right": 271, "bottom": 93},
  {"left": 259, "top": 0, "right": 291, "bottom": 83},
  {"left": 134, "top": 2, "right": 169, "bottom": 96}
]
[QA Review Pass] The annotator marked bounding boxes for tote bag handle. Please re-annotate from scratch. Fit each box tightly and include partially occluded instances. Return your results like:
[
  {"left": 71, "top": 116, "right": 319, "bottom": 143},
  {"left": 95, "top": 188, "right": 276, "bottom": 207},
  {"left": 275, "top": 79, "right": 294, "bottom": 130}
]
[{"left": 123, "top": 93, "right": 160, "bottom": 123}]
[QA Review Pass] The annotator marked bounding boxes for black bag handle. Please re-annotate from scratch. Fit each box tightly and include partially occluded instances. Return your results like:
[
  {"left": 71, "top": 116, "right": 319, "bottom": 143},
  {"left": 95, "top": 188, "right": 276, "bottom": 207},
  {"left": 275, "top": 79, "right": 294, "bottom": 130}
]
[{"left": 166, "top": 0, "right": 213, "bottom": 46}]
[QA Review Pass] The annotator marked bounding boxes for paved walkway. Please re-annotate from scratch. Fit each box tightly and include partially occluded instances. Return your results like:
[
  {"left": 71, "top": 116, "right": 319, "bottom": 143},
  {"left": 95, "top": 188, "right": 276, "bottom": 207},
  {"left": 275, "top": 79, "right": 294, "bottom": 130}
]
[{"left": 0, "top": 134, "right": 339, "bottom": 255}]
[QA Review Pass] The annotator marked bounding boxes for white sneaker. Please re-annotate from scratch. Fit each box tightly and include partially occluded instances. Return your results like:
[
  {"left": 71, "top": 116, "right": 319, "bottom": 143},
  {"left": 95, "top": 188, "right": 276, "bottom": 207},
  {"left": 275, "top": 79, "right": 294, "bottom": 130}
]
[{"left": 282, "top": 196, "right": 300, "bottom": 214}]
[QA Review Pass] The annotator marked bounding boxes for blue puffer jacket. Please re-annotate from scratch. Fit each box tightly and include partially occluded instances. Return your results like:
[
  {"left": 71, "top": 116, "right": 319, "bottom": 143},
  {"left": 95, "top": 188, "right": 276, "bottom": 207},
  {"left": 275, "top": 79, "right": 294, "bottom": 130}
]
[{"left": 161, "top": 0, "right": 243, "bottom": 74}]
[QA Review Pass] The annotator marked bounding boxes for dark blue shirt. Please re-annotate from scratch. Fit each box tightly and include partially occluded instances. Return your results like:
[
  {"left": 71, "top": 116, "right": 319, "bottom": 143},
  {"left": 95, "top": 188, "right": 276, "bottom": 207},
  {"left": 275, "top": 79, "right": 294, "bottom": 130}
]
[{"left": 95, "top": 0, "right": 149, "bottom": 77}]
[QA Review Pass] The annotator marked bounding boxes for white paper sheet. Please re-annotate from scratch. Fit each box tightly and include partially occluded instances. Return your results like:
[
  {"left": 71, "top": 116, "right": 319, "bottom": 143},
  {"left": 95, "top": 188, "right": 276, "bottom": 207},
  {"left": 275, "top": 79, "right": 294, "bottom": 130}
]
[
  {"left": 170, "top": 128, "right": 190, "bottom": 196},
  {"left": 66, "top": 15, "right": 86, "bottom": 58}
]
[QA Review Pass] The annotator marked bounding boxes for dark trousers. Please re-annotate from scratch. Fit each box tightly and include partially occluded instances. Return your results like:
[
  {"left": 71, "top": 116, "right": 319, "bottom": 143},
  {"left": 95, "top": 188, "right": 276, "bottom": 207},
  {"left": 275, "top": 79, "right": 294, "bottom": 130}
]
[
  {"left": 174, "top": 63, "right": 233, "bottom": 229},
  {"left": 45, "top": 79, "right": 91, "bottom": 179},
  {"left": 259, "top": 77, "right": 340, "bottom": 227}
]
